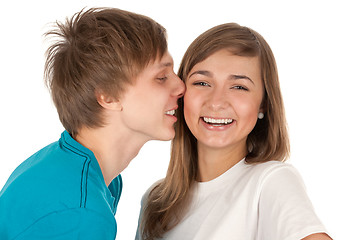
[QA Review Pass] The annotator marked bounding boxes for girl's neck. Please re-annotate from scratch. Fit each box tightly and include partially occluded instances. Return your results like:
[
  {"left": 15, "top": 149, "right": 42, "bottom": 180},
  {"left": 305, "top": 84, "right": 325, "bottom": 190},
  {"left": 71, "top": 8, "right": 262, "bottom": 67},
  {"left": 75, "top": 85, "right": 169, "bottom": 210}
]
[{"left": 197, "top": 143, "right": 247, "bottom": 182}]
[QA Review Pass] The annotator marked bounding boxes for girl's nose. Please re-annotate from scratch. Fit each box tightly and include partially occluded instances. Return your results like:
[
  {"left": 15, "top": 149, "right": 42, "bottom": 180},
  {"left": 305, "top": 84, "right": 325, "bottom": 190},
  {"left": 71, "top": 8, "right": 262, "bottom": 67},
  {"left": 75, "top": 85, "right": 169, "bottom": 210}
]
[{"left": 207, "top": 89, "right": 229, "bottom": 111}]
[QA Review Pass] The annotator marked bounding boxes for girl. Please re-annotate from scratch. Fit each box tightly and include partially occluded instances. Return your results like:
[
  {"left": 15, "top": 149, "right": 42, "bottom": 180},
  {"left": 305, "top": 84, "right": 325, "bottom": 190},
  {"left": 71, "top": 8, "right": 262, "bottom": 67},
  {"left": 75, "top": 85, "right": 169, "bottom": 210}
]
[{"left": 137, "top": 23, "right": 331, "bottom": 240}]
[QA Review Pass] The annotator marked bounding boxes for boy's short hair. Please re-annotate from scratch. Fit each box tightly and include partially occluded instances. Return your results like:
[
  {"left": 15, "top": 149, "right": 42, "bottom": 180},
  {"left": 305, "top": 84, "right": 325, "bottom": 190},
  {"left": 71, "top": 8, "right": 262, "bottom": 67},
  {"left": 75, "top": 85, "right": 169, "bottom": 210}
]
[{"left": 44, "top": 8, "right": 167, "bottom": 136}]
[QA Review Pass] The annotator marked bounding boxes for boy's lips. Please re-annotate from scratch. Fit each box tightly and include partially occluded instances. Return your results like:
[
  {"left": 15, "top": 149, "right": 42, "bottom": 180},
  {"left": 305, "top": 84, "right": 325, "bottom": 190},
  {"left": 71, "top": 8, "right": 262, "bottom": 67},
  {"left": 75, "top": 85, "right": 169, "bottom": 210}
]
[
  {"left": 165, "top": 106, "right": 178, "bottom": 116},
  {"left": 165, "top": 110, "right": 175, "bottom": 116}
]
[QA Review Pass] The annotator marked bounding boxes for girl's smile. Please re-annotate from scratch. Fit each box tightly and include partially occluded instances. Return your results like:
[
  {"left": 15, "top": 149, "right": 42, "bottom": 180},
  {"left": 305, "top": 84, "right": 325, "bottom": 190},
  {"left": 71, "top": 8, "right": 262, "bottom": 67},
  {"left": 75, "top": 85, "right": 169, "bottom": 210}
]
[{"left": 184, "top": 49, "right": 264, "bottom": 151}]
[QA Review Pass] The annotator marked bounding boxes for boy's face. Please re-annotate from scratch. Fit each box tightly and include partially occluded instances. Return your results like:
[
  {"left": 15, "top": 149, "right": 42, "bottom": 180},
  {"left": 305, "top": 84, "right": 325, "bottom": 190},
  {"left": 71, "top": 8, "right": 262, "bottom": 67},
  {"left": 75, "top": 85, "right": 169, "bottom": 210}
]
[{"left": 119, "top": 51, "right": 185, "bottom": 141}]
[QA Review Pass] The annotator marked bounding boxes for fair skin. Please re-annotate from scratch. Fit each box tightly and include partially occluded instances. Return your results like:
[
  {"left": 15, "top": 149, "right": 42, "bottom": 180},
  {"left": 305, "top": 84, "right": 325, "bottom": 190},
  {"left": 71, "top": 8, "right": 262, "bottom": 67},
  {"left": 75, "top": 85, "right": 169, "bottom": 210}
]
[
  {"left": 184, "top": 49, "right": 263, "bottom": 182},
  {"left": 76, "top": 51, "right": 185, "bottom": 186},
  {"left": 184, "top": 49, "right": 331, "bottom": 240},
  {"left": 303, "top": 233, "right": 332, "bottom": 240}
]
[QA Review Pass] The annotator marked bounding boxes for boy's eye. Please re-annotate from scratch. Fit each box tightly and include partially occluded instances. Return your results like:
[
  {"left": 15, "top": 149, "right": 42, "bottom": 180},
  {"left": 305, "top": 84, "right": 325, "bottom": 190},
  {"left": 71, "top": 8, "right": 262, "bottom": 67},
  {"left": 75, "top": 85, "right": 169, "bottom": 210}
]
[{"left": 157, "top": 76, "right": 167, "bottom": 81}]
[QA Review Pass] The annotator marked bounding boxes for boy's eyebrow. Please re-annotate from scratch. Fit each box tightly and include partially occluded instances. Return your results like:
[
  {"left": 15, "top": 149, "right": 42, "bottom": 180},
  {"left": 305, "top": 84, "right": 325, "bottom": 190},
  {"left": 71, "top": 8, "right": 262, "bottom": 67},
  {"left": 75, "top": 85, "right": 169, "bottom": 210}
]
[{"left": 160, "top": 61, "right": 173, "bottom": 68}]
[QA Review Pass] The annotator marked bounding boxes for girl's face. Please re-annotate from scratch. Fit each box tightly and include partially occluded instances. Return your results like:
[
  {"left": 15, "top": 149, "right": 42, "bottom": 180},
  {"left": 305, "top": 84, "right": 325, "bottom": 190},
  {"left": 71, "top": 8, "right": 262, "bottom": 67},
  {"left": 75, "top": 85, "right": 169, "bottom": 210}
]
[{"left": 184, "top": 49, "right": 264, "bottom": 153}]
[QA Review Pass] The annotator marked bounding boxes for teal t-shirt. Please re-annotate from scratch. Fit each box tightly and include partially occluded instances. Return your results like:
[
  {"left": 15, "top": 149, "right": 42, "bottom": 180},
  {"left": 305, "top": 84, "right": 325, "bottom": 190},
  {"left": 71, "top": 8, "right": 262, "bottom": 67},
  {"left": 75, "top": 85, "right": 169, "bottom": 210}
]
[{"left": 0, "top": 131, "right": 122, "bottom": 239}]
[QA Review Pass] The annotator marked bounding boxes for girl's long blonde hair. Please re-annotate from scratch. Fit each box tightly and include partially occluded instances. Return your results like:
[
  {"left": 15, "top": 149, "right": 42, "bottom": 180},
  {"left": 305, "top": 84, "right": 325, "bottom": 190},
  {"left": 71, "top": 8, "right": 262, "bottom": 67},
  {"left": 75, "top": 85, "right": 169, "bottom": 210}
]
[{"left": 141, "top": 23, "right": 290, "bottom": 240}]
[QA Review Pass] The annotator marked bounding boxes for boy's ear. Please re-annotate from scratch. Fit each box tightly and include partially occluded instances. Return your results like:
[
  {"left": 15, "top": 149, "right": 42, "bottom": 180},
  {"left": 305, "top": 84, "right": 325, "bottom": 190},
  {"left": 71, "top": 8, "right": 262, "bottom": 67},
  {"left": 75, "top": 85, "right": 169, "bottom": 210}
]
[{"left": 96, "top": 92, "right": 123, "bottom": 111}]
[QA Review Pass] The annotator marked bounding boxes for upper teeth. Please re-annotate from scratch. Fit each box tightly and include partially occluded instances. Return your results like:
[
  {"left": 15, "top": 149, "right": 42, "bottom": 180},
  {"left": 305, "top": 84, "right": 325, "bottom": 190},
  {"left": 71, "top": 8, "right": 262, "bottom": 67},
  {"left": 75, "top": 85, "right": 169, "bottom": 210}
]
[
  {"left": 165, "top": 110, "right": 175, "bottom": 115},
  {"left": 203, "top": 117, "right": 233, "bottom": 124}
]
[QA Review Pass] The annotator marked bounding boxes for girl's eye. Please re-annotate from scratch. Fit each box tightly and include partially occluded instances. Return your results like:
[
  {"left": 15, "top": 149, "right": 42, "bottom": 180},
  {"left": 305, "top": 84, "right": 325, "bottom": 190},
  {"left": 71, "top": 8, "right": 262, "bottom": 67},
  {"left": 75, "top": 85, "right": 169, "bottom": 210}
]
[
  {"left": 193, "top": 81, "right": 210, "bottom": 87},
  {"left": 231, "top": 85, "right": 248, "bottom": 91}
]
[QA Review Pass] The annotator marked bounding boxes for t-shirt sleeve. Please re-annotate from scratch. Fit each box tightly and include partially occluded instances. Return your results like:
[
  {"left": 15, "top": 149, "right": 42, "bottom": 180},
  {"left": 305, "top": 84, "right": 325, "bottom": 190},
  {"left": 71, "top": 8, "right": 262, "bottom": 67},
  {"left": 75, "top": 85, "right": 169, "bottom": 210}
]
[
  {"left": 134, "top": 194, "right": 146, "bottom": 240},
  {"left": 135, "top": 179, "right": 163, "bottom": 240},
  {"left": 257, "top": 165, "right": 328, "bottom": 240},
  {"left": 15, "top": 208, "right": 117, "bottom": 240}
]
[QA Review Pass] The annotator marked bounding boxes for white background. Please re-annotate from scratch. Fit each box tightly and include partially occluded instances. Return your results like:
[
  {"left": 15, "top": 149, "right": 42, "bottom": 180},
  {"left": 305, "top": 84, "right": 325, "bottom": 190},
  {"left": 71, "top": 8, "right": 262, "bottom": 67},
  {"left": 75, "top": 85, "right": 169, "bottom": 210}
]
[{"left": 0, "top": 0, "right": 358, "bottom": 239}]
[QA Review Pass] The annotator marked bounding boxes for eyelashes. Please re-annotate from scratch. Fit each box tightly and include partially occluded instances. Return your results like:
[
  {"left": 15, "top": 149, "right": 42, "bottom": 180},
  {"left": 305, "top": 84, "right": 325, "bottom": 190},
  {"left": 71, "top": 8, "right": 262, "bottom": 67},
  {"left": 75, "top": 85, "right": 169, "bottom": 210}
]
[
  {"left": 157, "top": 77, "right": 168, "bottom": 81},
  {"left": 193, "top": 81, "right": 209, "bottom": 87},
  {"left": 192, "top": 81, "right": 248, "bottom": 91},
  {"left": 231, "top": 85, "right": 248, "bottom": 91}
]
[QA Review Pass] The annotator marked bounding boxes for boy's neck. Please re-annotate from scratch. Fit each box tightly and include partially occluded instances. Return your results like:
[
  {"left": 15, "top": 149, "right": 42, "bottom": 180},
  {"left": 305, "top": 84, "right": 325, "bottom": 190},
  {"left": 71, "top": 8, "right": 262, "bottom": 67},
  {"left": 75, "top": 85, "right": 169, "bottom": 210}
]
[{"left": 75, "top": 126, "right": 147, "bottom": 186}]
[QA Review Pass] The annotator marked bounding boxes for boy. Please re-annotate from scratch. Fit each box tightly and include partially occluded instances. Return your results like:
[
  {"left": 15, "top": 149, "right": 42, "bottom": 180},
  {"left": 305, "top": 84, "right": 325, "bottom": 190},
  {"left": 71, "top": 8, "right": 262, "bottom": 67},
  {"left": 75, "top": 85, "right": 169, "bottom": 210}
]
[{"left": 0, "top": 7, "right": 184, "bottom": 239}]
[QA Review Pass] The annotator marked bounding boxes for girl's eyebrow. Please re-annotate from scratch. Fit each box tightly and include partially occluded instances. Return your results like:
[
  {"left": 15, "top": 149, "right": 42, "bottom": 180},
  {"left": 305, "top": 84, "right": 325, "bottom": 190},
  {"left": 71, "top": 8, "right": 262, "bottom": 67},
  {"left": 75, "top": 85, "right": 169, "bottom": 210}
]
[
  {"left": 229, "top": 74, "right": 254, "bottom": 85},
  {"left": 189, "top": 71, "right": 254, "bottom": 85},
  {"left": 188, "top": 70, "right": 212, "bottom": 79}
]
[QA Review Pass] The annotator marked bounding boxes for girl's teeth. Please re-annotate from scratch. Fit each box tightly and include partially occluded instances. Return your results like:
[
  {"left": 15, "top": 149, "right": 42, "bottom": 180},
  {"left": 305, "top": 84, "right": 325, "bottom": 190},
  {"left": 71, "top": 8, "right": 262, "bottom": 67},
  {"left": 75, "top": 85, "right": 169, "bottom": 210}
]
[{"left": 203, "top": 117, "right": 233, "bottom": 124}]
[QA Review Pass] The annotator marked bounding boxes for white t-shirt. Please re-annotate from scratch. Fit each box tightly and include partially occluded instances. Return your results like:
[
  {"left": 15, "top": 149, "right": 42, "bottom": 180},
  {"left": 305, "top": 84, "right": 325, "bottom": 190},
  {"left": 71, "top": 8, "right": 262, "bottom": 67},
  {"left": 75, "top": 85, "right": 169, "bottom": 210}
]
[{"left": 136, "top": 160, "right": 328, "bottom": 240}]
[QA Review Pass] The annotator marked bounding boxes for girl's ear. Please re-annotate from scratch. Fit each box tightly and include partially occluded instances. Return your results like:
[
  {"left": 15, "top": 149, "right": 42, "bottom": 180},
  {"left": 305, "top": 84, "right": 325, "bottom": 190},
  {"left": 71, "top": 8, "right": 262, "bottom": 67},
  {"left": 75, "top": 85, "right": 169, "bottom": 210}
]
[
  {"left": 258, "top": 97, "right": 267, "bottom": 119},
  {"left": 259, "top": 94, "right": 268, "bottom": 113},
  {"left": 96, "top": 92, "right": 123, "bottom": 111},
  {"left": 258, "top": 103, "right": 266, "bottom": 120},
  {"left": 259, "top": 99, "right": 267, "bottom": 114}
]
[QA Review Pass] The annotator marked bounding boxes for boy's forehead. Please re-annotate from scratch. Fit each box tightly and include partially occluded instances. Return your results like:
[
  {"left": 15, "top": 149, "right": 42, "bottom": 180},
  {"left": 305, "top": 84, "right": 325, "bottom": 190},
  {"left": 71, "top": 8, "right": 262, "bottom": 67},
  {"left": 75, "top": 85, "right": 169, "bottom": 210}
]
[
  {"left": 134, "top": 51, "right": 173, "bottom": 79},
  {"left": 156, "top": 51, "right": 173, "bottom": 68}
]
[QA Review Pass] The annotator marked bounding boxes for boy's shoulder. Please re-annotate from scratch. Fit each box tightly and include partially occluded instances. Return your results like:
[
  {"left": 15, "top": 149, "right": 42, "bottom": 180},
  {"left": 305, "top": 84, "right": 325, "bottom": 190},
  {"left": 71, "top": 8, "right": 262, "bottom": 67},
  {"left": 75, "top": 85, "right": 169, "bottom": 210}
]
[
  {"left": 0, "top": 138, "right": 86, "bottom": 209},
  {"left": 0, "top": 134, "right": 117, "bottom": 238}
]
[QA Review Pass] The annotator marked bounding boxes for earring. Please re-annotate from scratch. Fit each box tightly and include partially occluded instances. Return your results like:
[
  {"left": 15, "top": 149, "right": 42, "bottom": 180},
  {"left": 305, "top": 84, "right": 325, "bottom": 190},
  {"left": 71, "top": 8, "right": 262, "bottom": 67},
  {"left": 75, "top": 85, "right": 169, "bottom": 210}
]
[{"left": 258, "top": 112, "right": 264, "bottom": 119}]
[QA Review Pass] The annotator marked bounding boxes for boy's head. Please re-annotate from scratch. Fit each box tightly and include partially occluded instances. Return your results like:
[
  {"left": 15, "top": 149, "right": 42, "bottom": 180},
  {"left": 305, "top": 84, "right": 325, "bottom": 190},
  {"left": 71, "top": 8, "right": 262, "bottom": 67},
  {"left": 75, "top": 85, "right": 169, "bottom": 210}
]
[{"left": 44, "top": 7, "right": 167, "bottom": 136}]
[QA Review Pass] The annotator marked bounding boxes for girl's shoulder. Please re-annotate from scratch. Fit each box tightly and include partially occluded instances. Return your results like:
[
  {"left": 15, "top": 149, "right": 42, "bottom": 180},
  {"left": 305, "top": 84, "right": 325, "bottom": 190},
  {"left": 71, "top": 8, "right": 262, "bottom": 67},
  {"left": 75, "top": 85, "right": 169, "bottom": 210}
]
[
  {"left": 243, "top": 160, "right": 304, "bottom": 188},
  {"left": 246, "top": 160, "right": 298, "bottom": 176},
  {"left": 140, "top": 179, "right": 164, "bottom": 205}
]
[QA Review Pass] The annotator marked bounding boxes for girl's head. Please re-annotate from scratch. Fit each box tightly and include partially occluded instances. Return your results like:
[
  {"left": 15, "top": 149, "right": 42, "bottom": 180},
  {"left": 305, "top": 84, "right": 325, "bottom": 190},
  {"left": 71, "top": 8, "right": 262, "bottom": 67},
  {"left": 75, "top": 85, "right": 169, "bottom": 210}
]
[
  {"left": 141, "top": 23, "right": 289, "bottom": 240},
  {"left": 177, "top": 22, "right": 289, "bottom": 163}
]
